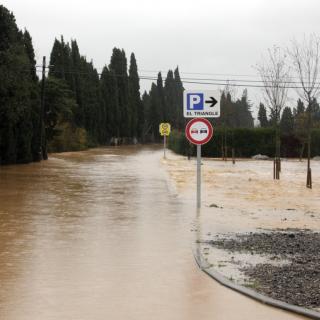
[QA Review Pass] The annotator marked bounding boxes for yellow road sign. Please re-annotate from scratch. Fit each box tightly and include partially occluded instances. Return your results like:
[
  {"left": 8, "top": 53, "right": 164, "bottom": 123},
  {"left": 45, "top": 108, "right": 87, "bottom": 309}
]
[{"left": 159, "top": 123, "right": 171, "bottom": 136}]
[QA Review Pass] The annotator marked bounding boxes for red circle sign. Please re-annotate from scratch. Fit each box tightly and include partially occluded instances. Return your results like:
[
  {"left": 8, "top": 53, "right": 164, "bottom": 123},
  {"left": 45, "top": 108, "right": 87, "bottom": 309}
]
[{"left": 185, "top": 118, "right": 213, "bottom": 145}]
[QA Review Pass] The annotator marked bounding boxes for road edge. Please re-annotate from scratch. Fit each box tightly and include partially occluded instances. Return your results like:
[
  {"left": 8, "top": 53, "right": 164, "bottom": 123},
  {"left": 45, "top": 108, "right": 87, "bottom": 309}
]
[{"left": 193, "top": 248, "right": 320, "bottom": 320}]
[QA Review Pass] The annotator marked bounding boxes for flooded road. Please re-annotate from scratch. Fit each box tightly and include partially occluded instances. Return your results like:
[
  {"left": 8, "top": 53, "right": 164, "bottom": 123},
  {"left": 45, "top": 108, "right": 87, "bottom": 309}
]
[{"left": 0, "top": 146, "right": 307, "bottom": 320}]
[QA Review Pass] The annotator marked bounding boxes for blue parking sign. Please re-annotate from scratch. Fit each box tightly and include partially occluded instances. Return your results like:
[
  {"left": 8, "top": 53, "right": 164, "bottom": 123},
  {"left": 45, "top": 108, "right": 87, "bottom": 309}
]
[
  {"left": 187, "top": 93, "right": 204, "bottom": 110},
  {"left": 184, "top": 90, "right": 220, "bottom": 118}
]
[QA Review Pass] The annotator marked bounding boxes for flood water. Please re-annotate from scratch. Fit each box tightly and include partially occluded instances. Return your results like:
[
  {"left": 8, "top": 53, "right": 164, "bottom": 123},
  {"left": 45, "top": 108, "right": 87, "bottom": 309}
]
[{"left": 0, "top": 146, "right": 307, "bottom": 319}]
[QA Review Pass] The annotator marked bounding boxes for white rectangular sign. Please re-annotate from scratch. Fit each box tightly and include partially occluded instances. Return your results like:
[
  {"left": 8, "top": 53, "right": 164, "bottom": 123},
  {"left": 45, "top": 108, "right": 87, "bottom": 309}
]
[{"left": 183, "top": 90, "right": 220, "bottom": 118}]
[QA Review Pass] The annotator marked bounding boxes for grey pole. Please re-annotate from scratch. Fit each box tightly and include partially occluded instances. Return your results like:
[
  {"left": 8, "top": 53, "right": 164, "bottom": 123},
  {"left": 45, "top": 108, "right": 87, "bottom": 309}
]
[
  {"left": 39, "top": 56, "right": 47, "bottom": 160},
  {"left": 163, "top": 135, "right": 166, "bottom": 159},
  {"left": 197, "top": 144, "right": 201, "bottom": 209}
]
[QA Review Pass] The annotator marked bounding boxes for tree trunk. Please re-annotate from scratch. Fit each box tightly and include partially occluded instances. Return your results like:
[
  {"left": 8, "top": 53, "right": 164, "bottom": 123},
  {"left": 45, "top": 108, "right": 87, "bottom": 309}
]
[
  {"left": 274, "top": 124, "right": 281, "bottom": 180},
  {"left": 306, "top": 99, "right": 312, "bottom": 189},
  {"left": 299, "top": 143, "right": 305, "bottom": 161},
  {"left": 306, "top": 132, "right": 312, "bottom": 188}
]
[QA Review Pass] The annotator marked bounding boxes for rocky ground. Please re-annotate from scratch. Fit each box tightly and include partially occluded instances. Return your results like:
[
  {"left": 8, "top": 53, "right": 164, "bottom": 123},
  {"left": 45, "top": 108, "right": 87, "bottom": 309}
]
[{"left": 206, "top": 230, "right": 320, "bottom": 309}]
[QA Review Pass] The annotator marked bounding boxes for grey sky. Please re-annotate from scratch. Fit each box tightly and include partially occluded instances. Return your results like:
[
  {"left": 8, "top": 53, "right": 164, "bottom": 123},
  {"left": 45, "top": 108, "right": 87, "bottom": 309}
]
[{"left": 2, "top": 0, "right": 320, "bottom": 116}]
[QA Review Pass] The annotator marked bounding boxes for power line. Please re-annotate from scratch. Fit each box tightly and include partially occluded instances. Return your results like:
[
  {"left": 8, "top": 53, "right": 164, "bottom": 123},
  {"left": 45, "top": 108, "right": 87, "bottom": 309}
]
[
  {"left": 43, "top": 66, "right": 318, "bottom": 85},
  {"left": 43, "top": 69, "right": 308, "bottom": 88},
  {"left": 36, "top": 64, "right": 318, "bottom": 83},
  {"left": 138, "top": 68, "right": 312, "bottom": 81},
  {"left": 36, "top": 65, "right": 318, "bottom": 84},
  {"left": 142, "top": 77, "right": 304, "bottom": 89},
  {"left": 138, "top": 69, "right": 260, "bottom": 78},
  {"left": 4, "top": 67, "right": 317, "bottom": 90}
]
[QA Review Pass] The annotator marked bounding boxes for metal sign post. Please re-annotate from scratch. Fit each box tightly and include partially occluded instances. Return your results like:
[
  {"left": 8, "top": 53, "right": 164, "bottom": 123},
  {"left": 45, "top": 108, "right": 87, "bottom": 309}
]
[
  {"left": 159, "top": 123, "right": 171, "bottom": 159},
  {"left": 197, "top": 145, "right": 201, "bottom": 209},
  {"left": 183, "top": 90, "right": 219, "bottom": 207},
  {"left": 185, "top": 118, "right": 213, "bottom": 209}
]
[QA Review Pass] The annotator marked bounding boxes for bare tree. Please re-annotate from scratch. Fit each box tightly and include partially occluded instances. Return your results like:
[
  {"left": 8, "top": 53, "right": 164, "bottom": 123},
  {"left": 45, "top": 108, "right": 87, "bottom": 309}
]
[
  {"left": 289, "top": 34, "right": 320, "bottom": 188},
  {"left": 256, "top": 46, "right": 291, "bottom": 179}
]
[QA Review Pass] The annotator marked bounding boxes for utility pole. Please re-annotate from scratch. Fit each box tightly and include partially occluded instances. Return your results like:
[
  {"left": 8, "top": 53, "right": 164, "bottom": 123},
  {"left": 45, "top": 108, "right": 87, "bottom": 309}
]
[{"left": 39, "top": 56, "right": 48, "bottom": 160}]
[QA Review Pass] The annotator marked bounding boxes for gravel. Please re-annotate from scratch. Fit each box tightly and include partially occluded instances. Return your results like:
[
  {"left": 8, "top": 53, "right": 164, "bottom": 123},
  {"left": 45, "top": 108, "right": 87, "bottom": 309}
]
[{"left": 207, "top": 230, "right": 320, "bottom": 309}]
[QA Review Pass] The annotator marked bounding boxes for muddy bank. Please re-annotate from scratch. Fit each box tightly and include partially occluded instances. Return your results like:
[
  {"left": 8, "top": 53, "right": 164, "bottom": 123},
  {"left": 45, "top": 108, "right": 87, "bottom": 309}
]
[{"left": 206, "top": 230, "right": 320, "bottom": 309}]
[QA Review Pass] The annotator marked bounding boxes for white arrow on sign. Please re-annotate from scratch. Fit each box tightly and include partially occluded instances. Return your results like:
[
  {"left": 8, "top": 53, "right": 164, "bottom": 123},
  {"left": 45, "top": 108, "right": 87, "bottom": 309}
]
[{"left": 183, "top": 90, "right": 220, "bottom": 118}]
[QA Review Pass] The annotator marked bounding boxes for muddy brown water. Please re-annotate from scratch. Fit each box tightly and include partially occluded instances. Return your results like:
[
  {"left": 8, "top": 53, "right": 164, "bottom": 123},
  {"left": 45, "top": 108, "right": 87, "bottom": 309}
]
[{"left": 0, "top": 146, "right": 307, "bottom": 319}]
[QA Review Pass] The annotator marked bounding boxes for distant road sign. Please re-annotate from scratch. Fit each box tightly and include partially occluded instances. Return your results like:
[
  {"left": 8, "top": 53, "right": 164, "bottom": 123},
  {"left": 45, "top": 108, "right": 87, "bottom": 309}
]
[
  {"left": 183, "top": 90, "right": 220, "bottom": 118},
  {"left": 185, "top": 118, "right": 213, "bottom": 145},
  {"left": 159, "top": 123, "right": 171, "bottom": 136}
]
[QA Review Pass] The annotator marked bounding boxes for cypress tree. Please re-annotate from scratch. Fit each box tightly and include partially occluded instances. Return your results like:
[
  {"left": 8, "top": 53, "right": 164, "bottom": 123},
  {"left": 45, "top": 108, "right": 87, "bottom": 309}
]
[
  {"left": 163, "top": 68, "right": 184, "bottom": 130},
  {"left": 128, "top": 53, "right": 142, "bottom": 138},
  {"left": 173, "top": 67, "right": 184, "bottom": 129},
  {"left": 156, "top": 72, "right": 166, "bottom": 121},
  {"left": 148, "top": 83, "right": 162, "bottom": 140},
  {"left": 236, "top": 89, "right": 254, "bottom": 128},
  {"left": 49, "top": 37, "right": 75, "bottom": 99},
  {"left": 164, "top": 70, "right": 176, "bottom": 126},
  {"left": 0, "top": 5, "right": 39, "bottom": 164},
  {"left": 70, "top": 40, "right": 85, "bottom": 127},
  {"left": 23, "top": 29, "right": 41, "bottom": 161},
  {"left": 100, "top": 67, "right": 120, "bottom": 138},
  {"left": 80, "top": 60, "right": 101, "bottom": 142},
  {"left": 48, "top": 37, "right": 103, "bottom": 144},
  {"left": 142, "top": 91, "right": 151, "bottom": 140},
  {"left": 258, "top": 103, "right": 269, "bottom": 127},
  {"left": 280, "top": 107, "right": 294, "bottom": 135},
  {"left": 219, "top": 91, "right": 233, "bottom": 127},
  {"left": 109, "top": 48, "right": 129, "bottom": 138},
  {"left": 23, "top": 30, "right": 37, "bottom": 81},
  {"left": 74, "top": 49, "right": 103, "bottom": 144}
]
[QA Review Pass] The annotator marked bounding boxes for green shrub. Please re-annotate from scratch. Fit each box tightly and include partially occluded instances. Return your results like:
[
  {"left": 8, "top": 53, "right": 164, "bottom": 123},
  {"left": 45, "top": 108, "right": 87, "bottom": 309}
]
[
  {"left": 311, "top": 129, "right": 320, "bottom": 156},
  {"left": 48, "top": 122, "right": 88, "bottom": 153},
  {"left": 168, "top": 128, "right": 320, "bottom": 158}
]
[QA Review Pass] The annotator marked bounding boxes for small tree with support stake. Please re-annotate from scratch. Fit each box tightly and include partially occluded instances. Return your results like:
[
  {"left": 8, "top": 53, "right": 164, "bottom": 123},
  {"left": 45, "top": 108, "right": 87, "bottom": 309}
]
[
  {"left": 256, "top": 46, "right": 290, "bottom": 180},
  {"left": 289, "top": 34, "right": 320, "bottom": 189}
]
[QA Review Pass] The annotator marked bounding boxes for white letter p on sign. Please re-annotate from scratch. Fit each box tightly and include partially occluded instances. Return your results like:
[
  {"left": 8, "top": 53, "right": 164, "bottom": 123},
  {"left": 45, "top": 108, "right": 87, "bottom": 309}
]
[{"left": 190, "top": 95, "right": 201, "bottom": 110}]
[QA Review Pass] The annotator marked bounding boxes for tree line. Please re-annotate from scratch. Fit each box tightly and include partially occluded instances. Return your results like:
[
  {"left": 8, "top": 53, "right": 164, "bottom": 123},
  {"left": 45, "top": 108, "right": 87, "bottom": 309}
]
[
  {"left": 46, "top": 37, "right": 144, "bottom": 149},
  {"left": 46, "top": 37, "right": 188, "bottom": 150},
  {"left": 0, "top": 5, "right": 184, "bottom": 164},
  {"left": 4, "top": 4, "right": 315, "bottom": 166}
]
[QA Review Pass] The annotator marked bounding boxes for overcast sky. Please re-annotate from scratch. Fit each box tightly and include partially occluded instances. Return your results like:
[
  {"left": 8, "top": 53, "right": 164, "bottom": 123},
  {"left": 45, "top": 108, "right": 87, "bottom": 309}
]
[{"left": 2, "top": 0, "right": 320, "bottom": 116}]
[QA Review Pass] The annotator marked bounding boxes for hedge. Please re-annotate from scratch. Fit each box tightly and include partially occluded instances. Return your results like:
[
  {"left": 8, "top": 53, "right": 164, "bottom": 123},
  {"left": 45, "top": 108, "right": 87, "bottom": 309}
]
[{"left": 168, "top": 128, "right": 320, "bottom": 158}]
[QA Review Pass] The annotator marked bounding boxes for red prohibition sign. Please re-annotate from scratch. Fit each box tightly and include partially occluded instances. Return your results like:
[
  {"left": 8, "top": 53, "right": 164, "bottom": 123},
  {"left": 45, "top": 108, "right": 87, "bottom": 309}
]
[{"left": 185, "top": 118, "right": 213, "bottom": 145}]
